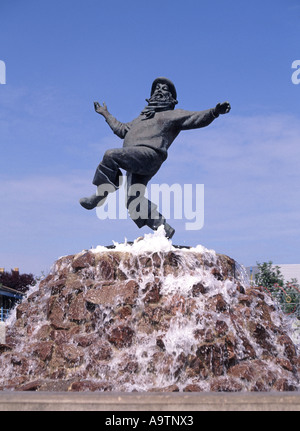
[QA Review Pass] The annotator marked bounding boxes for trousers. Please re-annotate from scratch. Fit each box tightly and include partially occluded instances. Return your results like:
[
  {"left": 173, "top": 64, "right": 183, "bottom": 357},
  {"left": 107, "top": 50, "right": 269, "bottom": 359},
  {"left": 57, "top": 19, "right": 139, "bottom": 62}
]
[{"left": 93, "top": 146, "right": 168, "bottom": 229}]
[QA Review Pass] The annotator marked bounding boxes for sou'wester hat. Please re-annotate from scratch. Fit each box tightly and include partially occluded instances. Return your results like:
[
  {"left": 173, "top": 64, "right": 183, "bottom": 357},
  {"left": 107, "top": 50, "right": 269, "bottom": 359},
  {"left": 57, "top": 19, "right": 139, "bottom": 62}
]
[{"left": 151, "top": 77, "right": 177, "bottom": 100}]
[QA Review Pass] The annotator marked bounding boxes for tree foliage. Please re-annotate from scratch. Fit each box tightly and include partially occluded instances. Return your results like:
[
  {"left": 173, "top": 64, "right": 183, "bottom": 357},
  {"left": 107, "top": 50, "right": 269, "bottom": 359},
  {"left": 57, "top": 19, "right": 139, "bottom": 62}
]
[
  {"left": 0, "top": 270, "right": 35, "bottom": 293},
  {"left": 255, "top": 261, "right": 300, "bottom": 316},
  {"left": 254, "top": 261, "right": 284, "bottom": 291}
]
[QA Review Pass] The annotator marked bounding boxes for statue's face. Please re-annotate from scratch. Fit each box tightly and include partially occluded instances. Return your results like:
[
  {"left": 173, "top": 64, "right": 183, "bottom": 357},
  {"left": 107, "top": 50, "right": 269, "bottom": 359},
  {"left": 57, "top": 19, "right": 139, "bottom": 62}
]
[
  {"left": 146, "top": 81, "right": 177, "bottom": 110},
  {"left": 153, "top": 82, "right": 171, "bottom": 99}
]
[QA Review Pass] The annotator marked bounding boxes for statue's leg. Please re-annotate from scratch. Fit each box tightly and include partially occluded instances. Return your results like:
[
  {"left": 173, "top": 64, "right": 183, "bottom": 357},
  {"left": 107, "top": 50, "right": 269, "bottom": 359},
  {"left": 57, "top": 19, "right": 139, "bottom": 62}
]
[
  {"left": 126, "top": 172, "right": 175, "bottom": 239},
  {"left": 80, "top": 146, "right": 171, "bottom": 230},
  {"left": 97, "top": 147, "right": 174, "bottom": 237},
  {"left": 80, "top": 149, "right": 124, "bottom": 210},
  {"left": 92, "top": 145, "right": 160, "bottom": 191},
  {"left": 93, "top": 150, "right": 124, "bottom": 187},
  {"left": 82, "top": 146, "right": 164, "bottom": 210}
]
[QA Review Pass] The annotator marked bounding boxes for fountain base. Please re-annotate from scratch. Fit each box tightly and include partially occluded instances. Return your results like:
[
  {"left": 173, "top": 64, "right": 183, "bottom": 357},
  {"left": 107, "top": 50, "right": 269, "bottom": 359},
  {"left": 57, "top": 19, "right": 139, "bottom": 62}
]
[{"left": 0, "top": 234, "right": 299, "bottom": 392}]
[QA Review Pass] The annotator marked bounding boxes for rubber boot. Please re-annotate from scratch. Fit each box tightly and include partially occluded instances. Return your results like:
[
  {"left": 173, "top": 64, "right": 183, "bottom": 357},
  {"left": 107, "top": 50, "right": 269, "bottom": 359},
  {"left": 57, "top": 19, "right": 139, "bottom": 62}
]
[
  {"left": 162, "top": 222, "right": 175, "bottom": 239},
  {"left": 145, "top": 208, "right": 175, "bottom": 239},
  {"left": 79, "top": 192, "right": 108, "bottom": 210},
  {"left": 80, "top": 165, "right": 121, "bottom": 210},
  {"left": 127, "top": 196, "right": 175, "bottom": 239}
]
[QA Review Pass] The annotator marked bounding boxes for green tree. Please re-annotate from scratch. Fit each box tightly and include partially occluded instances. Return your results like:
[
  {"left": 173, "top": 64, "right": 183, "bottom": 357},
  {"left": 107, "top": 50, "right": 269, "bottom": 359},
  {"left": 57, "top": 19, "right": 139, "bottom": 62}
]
[
  {"left": 254, "top": 261, "right": 284, "bottom": 291},
  {"left": 255, "top": 261, "right": 300, "bottom": 316}
]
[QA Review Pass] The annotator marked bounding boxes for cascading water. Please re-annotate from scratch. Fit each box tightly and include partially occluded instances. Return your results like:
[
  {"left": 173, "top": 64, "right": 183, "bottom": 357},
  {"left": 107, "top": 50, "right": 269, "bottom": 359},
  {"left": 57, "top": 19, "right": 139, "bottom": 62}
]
[{"left": 0, "top": 227, "right": 299, "bottom": 392}]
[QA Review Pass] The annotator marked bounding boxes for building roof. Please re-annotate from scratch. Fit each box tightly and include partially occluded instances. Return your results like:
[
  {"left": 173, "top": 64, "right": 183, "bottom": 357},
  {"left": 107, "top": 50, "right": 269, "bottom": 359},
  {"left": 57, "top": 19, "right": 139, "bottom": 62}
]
[
  {"left": 275, "top": 264, "right": 300, "bottom": 283},
  {"left": 0, "top": 284, "right": 25, "bottom": 299}
]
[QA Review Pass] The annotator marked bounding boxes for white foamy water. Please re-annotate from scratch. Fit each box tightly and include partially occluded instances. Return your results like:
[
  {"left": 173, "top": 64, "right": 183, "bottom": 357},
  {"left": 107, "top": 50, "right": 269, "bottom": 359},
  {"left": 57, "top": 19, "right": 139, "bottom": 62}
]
[{"left": 91, "top": 225, "right": 217, "bottom": 256}]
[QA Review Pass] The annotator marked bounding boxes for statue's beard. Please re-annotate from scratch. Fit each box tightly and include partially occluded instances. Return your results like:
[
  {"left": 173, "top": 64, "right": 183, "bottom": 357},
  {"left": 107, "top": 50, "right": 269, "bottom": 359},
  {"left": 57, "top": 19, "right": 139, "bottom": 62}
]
[
  {"left": 146, "top": 92, "right": 178, "bottom": 109},
  {"left": 141, "top": 92, "right": 178, "bottom": 119}
]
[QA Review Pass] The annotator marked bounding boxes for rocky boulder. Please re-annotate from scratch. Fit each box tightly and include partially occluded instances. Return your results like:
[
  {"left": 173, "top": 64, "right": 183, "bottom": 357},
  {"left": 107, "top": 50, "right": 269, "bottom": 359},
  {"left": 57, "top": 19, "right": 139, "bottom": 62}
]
[{"left": 0, "top": 236, "right": 299, "bottom": 392}]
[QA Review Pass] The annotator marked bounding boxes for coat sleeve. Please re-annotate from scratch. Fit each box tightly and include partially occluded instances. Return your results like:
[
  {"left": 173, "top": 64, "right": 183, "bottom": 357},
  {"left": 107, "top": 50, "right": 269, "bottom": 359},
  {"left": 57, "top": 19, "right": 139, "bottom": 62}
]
[
  {"left": 105, "top": 113, "right": 133, "bottom": 139},
  {"left": 175, "top": 108, "right": 217, "bottom": 131}
]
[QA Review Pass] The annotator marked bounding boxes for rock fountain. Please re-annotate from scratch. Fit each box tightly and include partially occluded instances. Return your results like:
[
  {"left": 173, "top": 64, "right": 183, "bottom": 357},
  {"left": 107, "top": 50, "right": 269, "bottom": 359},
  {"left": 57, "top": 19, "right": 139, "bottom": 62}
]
[{"left": 0, "top": 230, "right": 299, "bottom": 392}]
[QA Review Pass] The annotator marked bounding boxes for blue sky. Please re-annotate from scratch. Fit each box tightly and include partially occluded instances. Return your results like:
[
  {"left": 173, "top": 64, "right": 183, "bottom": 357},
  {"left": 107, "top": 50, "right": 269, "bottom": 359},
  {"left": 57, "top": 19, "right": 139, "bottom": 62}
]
[{"left": 0, "top": 0, "right": 299, "bottom": 276}]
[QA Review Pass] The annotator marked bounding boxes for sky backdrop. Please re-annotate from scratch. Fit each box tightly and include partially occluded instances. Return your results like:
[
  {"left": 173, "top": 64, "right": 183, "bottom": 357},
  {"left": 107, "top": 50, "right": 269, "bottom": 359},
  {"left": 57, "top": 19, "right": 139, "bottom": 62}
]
[{"left": 0, "top": 0, "right": 299, "bottom": 276}]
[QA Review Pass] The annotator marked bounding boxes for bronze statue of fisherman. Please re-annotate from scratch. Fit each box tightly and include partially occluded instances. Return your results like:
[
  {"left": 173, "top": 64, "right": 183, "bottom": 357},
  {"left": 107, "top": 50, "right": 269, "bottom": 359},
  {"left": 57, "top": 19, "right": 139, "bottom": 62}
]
[{"left": 80, "top": 77, "right": 231, "bottom": 238}]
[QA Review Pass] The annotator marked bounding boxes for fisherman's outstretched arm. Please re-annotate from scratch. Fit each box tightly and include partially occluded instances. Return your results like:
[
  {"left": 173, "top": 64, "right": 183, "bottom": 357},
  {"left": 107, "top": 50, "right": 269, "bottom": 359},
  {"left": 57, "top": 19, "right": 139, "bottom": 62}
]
[
  {"left": 94, "top": 101, "right": 131, "bottom": 139},
  {"left": 177, "top": 101, "right": 231, "bottom": 130}
]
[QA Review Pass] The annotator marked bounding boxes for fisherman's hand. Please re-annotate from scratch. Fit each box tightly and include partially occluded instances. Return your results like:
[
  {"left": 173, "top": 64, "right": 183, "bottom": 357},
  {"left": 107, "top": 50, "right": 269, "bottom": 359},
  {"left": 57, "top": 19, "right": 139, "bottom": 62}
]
[
  {"left": 94, "top": 101, "right": 109, "bottom": 117},
  {"left": 214, "top": 101, "right": 231, "bottom": 116}
]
